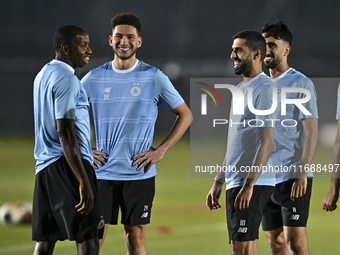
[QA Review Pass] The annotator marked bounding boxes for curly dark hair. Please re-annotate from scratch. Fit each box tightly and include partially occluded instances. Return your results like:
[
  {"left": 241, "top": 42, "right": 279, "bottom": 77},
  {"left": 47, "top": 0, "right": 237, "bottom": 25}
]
[{"left": 111, "top": 13, "right": 141, "bottom": 35}]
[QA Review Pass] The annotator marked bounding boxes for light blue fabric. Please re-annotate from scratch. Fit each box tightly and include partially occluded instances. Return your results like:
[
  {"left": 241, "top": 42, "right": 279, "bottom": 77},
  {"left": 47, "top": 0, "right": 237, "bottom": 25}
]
[
  {"left": 81, "top": 60, "right": 184, "bottom": 181},
  {"left": 271, "top": 68, "right": 318, "bottom": 184},
  {"left": 225, "top": 73, "right": 277, "bottom": 190},
  {"left": 336, "top": 84, "right": 340, "bottom": 120},
  {"left": 33, "top": 60, "right": 92, "bottom": 173}
]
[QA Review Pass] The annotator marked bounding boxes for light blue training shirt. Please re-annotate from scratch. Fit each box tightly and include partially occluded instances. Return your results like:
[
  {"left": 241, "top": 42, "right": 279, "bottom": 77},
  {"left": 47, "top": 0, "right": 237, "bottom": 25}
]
[
  {"left": 225, "top": 72, "right": 277, "bottom": 190},
  {"left": 81, "top": 60, "right": 184, "bottom": 181},
  {"left": 33, "top": 60, "right": 93, "bottom": 174},
  {"left": 270, "top": 68, "right": 318, "bottom": 184},
  {"left": 337, "top": 84, "right": 340, "bottom": 120}
]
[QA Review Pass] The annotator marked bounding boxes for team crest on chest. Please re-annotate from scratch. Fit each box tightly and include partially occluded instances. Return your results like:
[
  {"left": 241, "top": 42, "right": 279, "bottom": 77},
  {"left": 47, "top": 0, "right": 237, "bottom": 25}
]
[{"left": 130, "top": 83, "right": 142, "bottom": 97}]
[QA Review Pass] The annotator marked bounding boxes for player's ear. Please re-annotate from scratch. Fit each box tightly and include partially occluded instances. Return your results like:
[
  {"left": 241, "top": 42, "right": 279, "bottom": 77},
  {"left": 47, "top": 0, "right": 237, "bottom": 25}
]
[
  {"left": 137, "top": 36, "right": 142, "bottom": 48},
  {"left": 284, "top": 45, "right": 291, "bottom": 57},
  {"left": 108, "top": 35, "right": 113, "bottom": 46},
  {"left": 253, "top": 49, "right": 261, "bottom": 60},
  {"left": 60, "top": 44, "right": 69, "bottom": 55}
]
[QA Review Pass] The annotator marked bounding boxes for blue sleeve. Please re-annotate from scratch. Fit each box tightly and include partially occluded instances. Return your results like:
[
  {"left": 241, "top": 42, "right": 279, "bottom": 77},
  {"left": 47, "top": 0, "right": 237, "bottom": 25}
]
[
  {"left": 155, "top": 71, "right": 184, "bottom": 110},
  {"left": 53, "top": 75, "right": 79, "bottom": 120},
  {"left": 337, "top": 84, "right": 340, "bottom": 120},
  {"left": 298, "top": 78, "right": 318, "bottom": 120},
  {"left": 253, "top": 81, "right": 277, "bottom": 127},
  {"left": 81, "top": 71, "right": 91, "bottom": 99}
]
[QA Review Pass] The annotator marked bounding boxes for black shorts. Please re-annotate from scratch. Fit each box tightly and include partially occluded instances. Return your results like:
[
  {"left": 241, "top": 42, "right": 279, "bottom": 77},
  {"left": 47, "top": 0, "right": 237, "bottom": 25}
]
[
  {"left": 98, "top": 177, "right": 155, "bottom": 226},
  {"left": 226, "top": 185, "right": 274, "bottom": 242},
  {"left": 32, "top": 157, "right": 104, "bottom": 242},
  {"left": 262, "top": 178, "right": 313, "bottom": 231}
]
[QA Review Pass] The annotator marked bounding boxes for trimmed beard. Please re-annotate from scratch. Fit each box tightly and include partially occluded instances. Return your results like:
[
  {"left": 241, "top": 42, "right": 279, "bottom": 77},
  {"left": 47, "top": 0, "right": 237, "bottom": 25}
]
[{"left": 234, "top": 54, "right": 253, "bottom": 76}]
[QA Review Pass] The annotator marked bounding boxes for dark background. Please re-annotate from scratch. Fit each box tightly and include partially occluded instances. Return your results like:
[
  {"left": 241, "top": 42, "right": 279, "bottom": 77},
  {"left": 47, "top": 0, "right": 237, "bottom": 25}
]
[{"left": 1, "top": 0, "right": 339, "bottom": 135}]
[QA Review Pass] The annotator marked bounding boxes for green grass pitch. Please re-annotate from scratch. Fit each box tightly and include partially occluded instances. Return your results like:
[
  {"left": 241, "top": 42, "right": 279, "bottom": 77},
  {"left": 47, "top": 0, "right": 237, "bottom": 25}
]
[{"left": 0, "top": 136, "right": 339, "bottom": 254}]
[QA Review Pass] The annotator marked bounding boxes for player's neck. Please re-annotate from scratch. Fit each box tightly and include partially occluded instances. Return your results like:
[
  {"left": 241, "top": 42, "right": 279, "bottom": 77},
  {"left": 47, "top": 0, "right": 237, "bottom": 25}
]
[
  {"left": 55, "top": 55, "right": 75, "bottom": 69},
  {"left": 269, "top": 62, "right": 290, "bottom": 79},
  {"left": 243, "top": 65, "right": 263, "bottom": 83},
  {"left": 113, "top": 56, "right": 137, "bottom": 70}
]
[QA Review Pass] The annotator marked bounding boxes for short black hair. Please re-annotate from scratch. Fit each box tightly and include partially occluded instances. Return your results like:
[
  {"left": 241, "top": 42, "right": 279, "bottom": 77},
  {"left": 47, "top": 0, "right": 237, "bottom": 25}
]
[
  {"left": 53, "top": 25, "right": 85, "bottom": 52},
  {"left": 262, "top": 20, "right": 292, "bottom": 46},
  {"left": 111, "top": 13, "right": 141, "bottom": 35},
  {"left": 233, "top": 30, "right": 266, "bottom": 61}
]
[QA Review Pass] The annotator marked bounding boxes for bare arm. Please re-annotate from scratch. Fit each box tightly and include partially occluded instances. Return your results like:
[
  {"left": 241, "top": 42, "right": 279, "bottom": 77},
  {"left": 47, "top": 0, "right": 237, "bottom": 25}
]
[
  {"left": 291, "top": 118, "right": 318, "bottom": 201},
  {"left": 88, "top": 104, "right": 108, "bottom": 170},
  {"left": 323, "top": 120, "right": 340, "bottom": 211},
  {"left": 234, "top": 127, "right": 274, "bottom": 210},
  {"left": 206, "top": 156, "right": 226, "bottom": 210},
  {"left": 56, "top": 118, "right": 94, "bottom": 215},
  {"left": 132, "top": 102, "right": 192, "bottom": 172}
]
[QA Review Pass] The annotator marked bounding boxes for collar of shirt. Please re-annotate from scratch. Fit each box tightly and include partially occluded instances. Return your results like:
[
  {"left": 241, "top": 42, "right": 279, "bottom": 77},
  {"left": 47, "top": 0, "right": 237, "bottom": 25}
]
[
  {"left": 271, "top": 67, "right": 293, "bottom": 82},
  {"left": 51, "top": 59, "right": 75, "bottom": 74},
  {"left": 111, "top": 59, "right": 139, "bottom": 74},
  {"left": 243, "top": 72, "right": 266, "bottom": 86}
]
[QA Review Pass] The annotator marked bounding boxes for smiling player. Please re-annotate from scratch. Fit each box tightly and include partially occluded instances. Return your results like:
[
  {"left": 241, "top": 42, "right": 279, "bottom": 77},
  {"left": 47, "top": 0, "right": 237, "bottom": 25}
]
[
  {"left": 261, "top": 20, "right": 318, "bottom": 255},
  {"left": 32, "top": 25, "right": 102, "bottom": 255},
  {"left": 206, "top": 30, "right": 277, "bottom": 255},
  {"left": 81, "top": 13, "right": 192, "bottom": 255}
]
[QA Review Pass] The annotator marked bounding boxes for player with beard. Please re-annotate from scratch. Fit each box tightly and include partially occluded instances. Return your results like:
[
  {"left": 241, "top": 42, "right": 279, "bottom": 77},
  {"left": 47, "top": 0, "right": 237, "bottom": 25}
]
[
  {"left": 261, "top": 21, "right": 318, "bottom": 255},
  {"left": 206, "top": 30, "right": 277, "bottom": 255},
  {"left": 81, "top": 13, "right": 192, "bottom": 255}
]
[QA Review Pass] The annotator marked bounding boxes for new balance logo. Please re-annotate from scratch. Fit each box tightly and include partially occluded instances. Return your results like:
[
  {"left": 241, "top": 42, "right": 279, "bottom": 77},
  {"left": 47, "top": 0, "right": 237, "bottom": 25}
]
[
  {"left": 141, "top": 212, "right": 149, "bottom": 218},
  {"left": 237, "top": 227, "right": 248, "bottom": 233},
  {"left": 290, "top": 214, "right": 300, "bottom": 220}
]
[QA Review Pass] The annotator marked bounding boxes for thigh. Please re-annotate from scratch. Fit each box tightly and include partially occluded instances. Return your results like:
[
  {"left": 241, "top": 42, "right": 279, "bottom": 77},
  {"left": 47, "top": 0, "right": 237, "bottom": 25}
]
[
  {"left": 283, "top": 226, "right": 308, "bottom": 243},
  {"left": 121, "top": 177, "right": 155, "bottom": 226},
  {"left": 76, "top": 238, "right": 100, "bottom": 255},
  {"left": 124, "top": 224, "right": 147, "bottom": 241},
  {"left": 231, "top": 240, "right": 258, "bottom": 255},
  {"left": 33, "top": 241, "right": 57, "bottom": 255},
  {"left": 226, "top": 185, "right": 274, "bottom": 242}
]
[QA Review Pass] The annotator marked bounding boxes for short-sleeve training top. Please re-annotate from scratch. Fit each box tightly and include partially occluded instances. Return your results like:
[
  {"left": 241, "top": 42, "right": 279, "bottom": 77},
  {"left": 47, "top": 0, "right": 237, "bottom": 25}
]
[
  {"left": 33, "top": 60, "right": 92, "bottom": 174},
  {"left": 81, "top": 60, "right": 184, "bottom": 181},
  {"left": 225, "top": 72, "right": 277, "bottom": 190},
  {"left": 270, "top": 68, "right": 318, "bottom": 184}
]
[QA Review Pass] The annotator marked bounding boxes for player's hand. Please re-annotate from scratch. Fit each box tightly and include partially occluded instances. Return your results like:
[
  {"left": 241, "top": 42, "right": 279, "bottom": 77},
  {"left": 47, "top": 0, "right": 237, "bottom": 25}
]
[
  {"left": 291, "top": 178, "right": 307, "bottom": 201},
  {"left": 131, "top": 147, "right": 165, "bottom": 172},
  {"left": 206, "top": 180, "right": 223, "bottom": 210},
  {"left": 75, "top": 182, "right": 94, "bottom": 215},
  {"left": 234, "top": 185, "right": 253, "bottom": 210},
  {"left": 322, "top": 190, "right": 339, "bottom": 212},
  {"left": 91, "top": 149, "right": 108, "bottom": 170}
]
